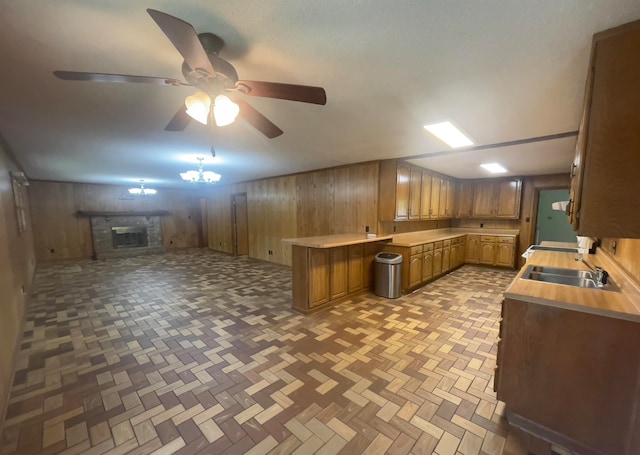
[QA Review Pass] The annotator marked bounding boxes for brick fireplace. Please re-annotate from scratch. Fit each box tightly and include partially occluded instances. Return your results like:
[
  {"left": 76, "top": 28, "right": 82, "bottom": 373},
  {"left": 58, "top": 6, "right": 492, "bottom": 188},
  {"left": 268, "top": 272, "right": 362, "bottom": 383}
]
[{"left": 84, "top": 211, "right": 167, "bottom": 259}]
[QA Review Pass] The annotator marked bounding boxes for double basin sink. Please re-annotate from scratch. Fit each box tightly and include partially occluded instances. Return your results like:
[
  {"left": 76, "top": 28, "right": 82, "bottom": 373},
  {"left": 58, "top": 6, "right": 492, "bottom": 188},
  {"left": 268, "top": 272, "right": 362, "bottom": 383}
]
[{"left": 522, "top": 265, "right": 620, "bottom": 292}]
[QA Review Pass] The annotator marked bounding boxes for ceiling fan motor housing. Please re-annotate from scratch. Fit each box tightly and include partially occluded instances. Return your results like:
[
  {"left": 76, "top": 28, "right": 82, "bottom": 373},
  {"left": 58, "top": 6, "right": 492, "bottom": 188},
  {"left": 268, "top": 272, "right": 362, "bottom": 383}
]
[{"left": 181, "top": 33, "right": 239, "bottom": 95}]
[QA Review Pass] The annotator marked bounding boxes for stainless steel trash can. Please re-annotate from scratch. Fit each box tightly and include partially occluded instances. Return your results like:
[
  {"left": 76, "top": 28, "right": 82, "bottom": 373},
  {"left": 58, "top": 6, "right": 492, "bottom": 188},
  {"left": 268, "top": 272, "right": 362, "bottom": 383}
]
[{"left": 374, "top": 252, "right": 402, "bottom": 298}]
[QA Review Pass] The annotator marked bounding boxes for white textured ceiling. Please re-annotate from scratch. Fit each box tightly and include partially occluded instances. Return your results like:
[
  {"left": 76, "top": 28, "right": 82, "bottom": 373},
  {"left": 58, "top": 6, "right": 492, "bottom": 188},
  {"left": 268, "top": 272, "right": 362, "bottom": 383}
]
[{"left": 1, "top": 1, "right": 639, "bottom": 188}]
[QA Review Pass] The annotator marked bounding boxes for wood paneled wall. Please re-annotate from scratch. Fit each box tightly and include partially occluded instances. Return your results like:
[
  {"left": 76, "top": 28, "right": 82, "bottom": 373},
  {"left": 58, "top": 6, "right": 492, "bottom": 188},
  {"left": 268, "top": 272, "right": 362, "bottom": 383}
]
[
  {"left": 601, "top": 238, "right": 640, "bottom": 284},
  {"left": 206, "top": 162, "right": 379, "bottom": 267},
  {"left": 0, "top": 143, "right": 36, "bottom": 430},
  {"left": 29, "top": 181, "right": 205, "bottom": 262}
]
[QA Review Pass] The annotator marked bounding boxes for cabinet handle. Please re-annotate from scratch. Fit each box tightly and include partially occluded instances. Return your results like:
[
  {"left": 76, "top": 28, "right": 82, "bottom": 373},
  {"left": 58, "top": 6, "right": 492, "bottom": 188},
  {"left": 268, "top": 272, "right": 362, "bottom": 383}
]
[
  {"left": 570, "top": 163, "right": 577, "bottom": 178},
  {"left": 565, "top": 199, "right": 572, "bottom": 216}
]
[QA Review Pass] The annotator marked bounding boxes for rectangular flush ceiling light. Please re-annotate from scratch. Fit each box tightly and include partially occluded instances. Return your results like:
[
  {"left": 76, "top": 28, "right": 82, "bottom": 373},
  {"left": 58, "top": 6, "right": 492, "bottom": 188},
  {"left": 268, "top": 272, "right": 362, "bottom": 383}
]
[
  {"left": 424, "top": 121, "right": 473, "bottom": 148},
  {"left": 481, "top": 162, "right": 508, "bottom": 173}
]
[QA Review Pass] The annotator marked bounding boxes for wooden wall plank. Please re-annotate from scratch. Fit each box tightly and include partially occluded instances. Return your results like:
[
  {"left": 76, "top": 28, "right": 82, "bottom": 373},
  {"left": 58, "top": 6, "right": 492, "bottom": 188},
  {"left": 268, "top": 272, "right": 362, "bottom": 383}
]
[
  {"left": 29, "top": 181, "right": 205, "bottom": 261},
  {"left": 0, "top": 143, "right": 36, "bottom": 431}
]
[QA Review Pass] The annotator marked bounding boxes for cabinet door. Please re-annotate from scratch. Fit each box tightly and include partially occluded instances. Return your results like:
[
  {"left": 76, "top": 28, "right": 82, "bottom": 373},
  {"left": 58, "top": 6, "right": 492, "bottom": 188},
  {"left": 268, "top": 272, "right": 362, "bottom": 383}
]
[
  {"left": 446, "top": 179, "right": 457, "bottom": 218},
  {"left": 348, "top": 244, "right": 364, "bottom": 293},
  {"left": 472, "top": 181, "right": 495, "bottom": 218},
  {"left": 430, "top": 175, "right": 441, "bottom": 219},
  {"left": 432, "top": 248, "right": 443, "bottom": 276},
  {"left": 450, "top": 244, "right": 459, "bottom": 268},
  {"left": 422, "top": 251, "right": 433, "bottom": 281},
  {"left": 409, "top": 254, "right": 422, "bottom": 288},
  {"left": 309, "top": 249, "right": 330, "bottom": 308},
  {"left": 442, "top": 246, "right": 451, "bottom": 272},
  {"left": 330, "top": 247, "right": 348, "bottom": 299},
  {"left": 363, "top": 243, "right": 379, "bottom": 289},
  {"left": 479, "top": 242, "right": 496, "bottom": 265},
  {"left": 465, "top": 236, "right": 479, "bottom": 264},
  {"left": 457, "top": 181, "right": 474, "bottom": 218},
  {"left": 395, "top": 162, "right": 411, "bottom": 220},
  {"left": 438, "top": 177, "right": 448, "bottom": 218},
  {"left": 495, "top": 243, "right": 515, "bottom": 268},
  {"left": 420, "top": 171, "right": 432, "bottom": 220},
  {"left": 495, "top": 179, "right": 522, "bottom": 218},
  {"left": 409, "top": 166, "right": 422, "bottom": 220}
]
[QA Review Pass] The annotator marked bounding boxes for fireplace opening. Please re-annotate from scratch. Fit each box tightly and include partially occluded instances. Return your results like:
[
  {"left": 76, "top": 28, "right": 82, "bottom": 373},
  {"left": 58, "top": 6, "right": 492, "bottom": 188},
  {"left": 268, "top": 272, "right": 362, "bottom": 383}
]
[{"left": 112, "top": 226, "right": 148, "bottom": 249}]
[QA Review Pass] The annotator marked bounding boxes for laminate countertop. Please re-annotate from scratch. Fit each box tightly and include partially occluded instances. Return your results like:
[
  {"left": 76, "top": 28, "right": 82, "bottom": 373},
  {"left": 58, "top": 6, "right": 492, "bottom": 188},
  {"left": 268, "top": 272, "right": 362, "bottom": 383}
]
[
  {"left": 388, "top": 228, "right": 519, "bottom": 247},
  {"left": 504, "top": 249, "right": 640, "bottom": 323},
  {"left": 282, "top": 233, "right": 394, "bottom": 248}
]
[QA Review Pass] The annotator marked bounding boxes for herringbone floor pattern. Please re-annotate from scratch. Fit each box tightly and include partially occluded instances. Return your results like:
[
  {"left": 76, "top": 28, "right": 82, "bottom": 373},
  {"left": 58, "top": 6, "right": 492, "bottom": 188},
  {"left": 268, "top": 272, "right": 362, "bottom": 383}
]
[{"left": 0, "top": 249, "right": 562, "bottom": 454}]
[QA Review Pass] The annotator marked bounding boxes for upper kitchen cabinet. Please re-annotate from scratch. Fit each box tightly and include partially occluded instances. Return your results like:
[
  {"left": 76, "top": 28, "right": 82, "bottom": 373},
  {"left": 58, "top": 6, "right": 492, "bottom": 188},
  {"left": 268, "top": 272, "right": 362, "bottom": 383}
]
[
  {"left": 568, "top": 20, "right": 640, "bottom": 238},
  {"left": 471, "top": 178, "right": 522, "bottom": 219},
  {"left": 379, "top": 160, "right": 419, "bottom": 221},
  {"left": 456, "top": 180, "right": 474, "bottom": 218}
]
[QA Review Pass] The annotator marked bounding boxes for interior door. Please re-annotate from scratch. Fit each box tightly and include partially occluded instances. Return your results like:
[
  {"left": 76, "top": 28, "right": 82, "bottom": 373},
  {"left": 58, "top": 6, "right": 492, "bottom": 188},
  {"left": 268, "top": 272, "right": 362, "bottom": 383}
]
[{"left": 232, "top": 193, "right": 249, "bottom": 256}]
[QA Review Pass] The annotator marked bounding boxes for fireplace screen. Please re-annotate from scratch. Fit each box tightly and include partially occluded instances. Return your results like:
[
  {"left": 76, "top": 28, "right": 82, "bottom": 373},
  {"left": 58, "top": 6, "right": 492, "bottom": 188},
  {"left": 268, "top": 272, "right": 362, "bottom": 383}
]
[{"left": 111, "top": 226, "right": 148, "bottom": 249}]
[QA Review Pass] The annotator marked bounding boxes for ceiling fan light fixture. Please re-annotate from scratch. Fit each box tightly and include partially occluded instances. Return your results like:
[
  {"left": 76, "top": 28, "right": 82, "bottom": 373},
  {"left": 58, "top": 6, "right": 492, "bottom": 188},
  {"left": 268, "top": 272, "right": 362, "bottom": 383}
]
[
  {"left": 213, "top": 95, "right": 240, "bottom": 127},
  {"left": 185, "top": 91, "right": 211, "bottom": 124},
  {"left": 424, "top": 121, "right": 474, "bottom": 148},
  {"left": 480, "top": 162, "right": 508, "bottom": 173}
]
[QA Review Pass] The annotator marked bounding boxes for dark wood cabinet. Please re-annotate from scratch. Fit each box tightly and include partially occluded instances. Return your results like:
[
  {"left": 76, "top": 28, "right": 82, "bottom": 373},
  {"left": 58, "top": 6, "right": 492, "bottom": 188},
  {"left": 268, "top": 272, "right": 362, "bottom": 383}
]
[
  {"left": 568, "top": 20, "right": 640, "bottom": 238},
  {"left": 472, "top": 178, "right": 522, "bottom": 219}
]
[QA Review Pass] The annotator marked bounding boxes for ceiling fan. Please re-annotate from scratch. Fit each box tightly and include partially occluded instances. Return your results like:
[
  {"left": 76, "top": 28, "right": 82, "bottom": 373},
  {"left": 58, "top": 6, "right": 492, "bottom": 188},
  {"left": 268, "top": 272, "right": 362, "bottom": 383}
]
[{"left": 53, "top": 9, "right": 327, "bottom": 153}]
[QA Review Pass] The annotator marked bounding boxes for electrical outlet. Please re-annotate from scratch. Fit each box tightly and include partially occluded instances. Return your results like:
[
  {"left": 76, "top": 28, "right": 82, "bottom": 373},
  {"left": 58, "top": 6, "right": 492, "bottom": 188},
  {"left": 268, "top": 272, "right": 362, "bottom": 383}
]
[
  {"left": 393, "top": 225, "right": 397, "bottom": 232},
  {"left": 480, "top": 223, "right": 484, "bottom": 228},
  {"left": 365, "top": 225, "right": 369, "bottom": 233}
]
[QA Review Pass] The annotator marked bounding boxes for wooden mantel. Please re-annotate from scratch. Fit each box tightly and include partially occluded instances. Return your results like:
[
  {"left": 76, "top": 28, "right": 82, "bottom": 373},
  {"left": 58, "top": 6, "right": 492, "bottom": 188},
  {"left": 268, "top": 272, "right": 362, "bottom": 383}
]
[{"left": 76, "top": 210, "right": 170, "bottom": 217}]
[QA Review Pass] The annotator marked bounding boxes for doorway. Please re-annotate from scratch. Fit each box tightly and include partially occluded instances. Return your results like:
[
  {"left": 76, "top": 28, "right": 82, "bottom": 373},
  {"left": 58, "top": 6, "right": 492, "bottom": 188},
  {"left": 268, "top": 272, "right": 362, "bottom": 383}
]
[
  {"left": 232, "top": 193, "right": 249, "bottom": 256},
  {"left": 535, "top": 189, "right": 576, "bottom": 244}
]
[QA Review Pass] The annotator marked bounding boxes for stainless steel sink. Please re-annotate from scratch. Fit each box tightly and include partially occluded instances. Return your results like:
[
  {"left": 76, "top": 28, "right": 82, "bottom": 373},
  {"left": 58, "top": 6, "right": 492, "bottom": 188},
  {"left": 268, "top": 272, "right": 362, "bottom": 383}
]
[
  {"left": 528, "top": 266, "right": 593, "bottom": 279},
  {"left": 521, "top": 265, "right": 620, "bottom": 292}
]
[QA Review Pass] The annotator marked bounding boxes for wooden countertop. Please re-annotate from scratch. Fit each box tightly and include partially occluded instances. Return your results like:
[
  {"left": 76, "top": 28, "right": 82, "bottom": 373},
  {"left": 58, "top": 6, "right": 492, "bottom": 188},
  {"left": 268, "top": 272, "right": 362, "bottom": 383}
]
[
  {"left": 282, "top": 233, "right": 394, "bottom": 248},
  {"left": 389, "top": 228, "right": 519, "bottom": 247},
  {"left": 504, "top": 249, "right": 640, "bottom": 322}
]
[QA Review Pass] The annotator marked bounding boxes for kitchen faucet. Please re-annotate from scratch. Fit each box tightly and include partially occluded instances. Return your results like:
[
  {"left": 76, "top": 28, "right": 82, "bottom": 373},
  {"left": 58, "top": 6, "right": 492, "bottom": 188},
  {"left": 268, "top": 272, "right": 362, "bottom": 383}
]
[{"left": 575, "top": 256, "right": 609, "bottom": 287}]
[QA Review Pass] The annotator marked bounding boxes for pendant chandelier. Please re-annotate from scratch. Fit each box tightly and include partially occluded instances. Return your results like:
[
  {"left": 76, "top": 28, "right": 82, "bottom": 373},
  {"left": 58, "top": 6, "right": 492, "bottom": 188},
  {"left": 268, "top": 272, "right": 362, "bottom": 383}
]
[
  {"left": 128, "top": 180, "right": 157, "bottom": 195},
  {"left": 180, "top": 157, "right": 221, "bottom": 184}
]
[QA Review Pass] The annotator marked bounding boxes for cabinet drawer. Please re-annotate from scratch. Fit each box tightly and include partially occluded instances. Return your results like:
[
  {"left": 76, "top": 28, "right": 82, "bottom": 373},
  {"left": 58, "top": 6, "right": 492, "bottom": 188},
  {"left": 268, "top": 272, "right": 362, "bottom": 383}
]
[
  {"left": 480, "top": 235, "right": 496, "bottom": 242},
  {"left": 411, "top": 245, "right": 423, "bottom": 255},
  {"left": 434, "top": 241, "right": 443, "bottom": 249},
  {"left": 423, "top": 242, "right": 434, "bottom": 252},
  {"left": 443, "top": 239, "right": 451, "bottom": 247},
  {"left": 497, "top": 236, "right": 515, "bottom": 244}
]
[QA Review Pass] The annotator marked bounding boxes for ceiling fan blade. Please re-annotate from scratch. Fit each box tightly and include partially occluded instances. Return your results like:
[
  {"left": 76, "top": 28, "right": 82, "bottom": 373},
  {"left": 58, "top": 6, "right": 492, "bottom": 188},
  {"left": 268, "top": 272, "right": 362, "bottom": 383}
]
[
  {"left": 165, "top": 106, "right": 191, "bottom": 131},
  {"left": 53, "top": 71, "right": 186, "bottom": 86},
  {"left": 236, "top": 81, "right": 327, "bottom": 105},
  {"left": 235, "top": 99, "right": 283, "bottom": 138},
  {"left": 147, "top": 9, "right": 216, "bottom": 75}
]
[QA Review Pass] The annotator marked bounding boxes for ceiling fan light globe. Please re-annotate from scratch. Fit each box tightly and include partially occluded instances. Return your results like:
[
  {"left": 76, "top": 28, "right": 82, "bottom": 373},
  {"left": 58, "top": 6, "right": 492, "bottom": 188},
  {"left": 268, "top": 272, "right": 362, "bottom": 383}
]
[
  {"left": 185, "top": 92, "right": 211, "bottom": 124},
  {"left": 128, "top": 187, "right": 142, "bottom": 194},
  {"left": 213, "top": 95, "right": 239, "bottom": 127},
  {"left": 143, "top": 188, "right": 157, "bottom": 195}
]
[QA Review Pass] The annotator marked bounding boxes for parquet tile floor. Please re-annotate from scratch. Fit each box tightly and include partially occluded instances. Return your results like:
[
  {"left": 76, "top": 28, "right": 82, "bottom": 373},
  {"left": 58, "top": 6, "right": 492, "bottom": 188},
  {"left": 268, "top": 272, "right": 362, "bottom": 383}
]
[{"left": 0, "top": 249, "right": 569, "bottom": 455}]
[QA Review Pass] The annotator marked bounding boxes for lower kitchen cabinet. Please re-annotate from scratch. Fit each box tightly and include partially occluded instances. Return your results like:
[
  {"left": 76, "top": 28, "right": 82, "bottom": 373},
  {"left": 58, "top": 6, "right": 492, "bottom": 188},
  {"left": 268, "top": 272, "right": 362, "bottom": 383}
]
[
  {"left": 291, "top": 239, "right": 390, "bottom": 314},
  {"left": 466, "top": 235, "right": 480, "bottom": 263},
  {"left": 432, "top": 244, "right": 443, "bottom": 277},
  {"left": 409, "top": 252, "right": 422, "bottom": 288},
  {"left": 497, "top": 298, "right": 640, "bottom": 455},
  {"left": 348, "top": 244, "right": 364, "bottom": 293},
  {"left": 382, "top": 233, "right": 517, "bottom": 294},
  {"left": 330, "top": 247, "right": 348, "bottom": 299},
  {"left": 422, "top": 243, "right": 434, "bottom": 281},
  {"left": 442, "top": 240, "right": 451, "bottom": 273}
]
